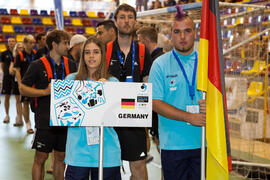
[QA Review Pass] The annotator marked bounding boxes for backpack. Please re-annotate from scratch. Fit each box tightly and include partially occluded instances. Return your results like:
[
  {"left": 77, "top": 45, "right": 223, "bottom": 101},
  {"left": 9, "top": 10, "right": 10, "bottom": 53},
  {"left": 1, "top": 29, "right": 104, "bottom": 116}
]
[
  {"left": 106, "top": 41, "right": 145, "bottom": 75},
  {"left": 18, "top": 49, "right": 37, "bottom": 62},
  {"left": 30, "top": 56, "right": 70, "bottom": 113}
]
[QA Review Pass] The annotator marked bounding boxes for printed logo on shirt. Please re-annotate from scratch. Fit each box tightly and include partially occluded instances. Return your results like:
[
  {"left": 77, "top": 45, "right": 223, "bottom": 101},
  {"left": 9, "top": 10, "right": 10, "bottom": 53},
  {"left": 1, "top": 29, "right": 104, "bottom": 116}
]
[
  {"left": 110, "top": 59, "right": 118, "bottom": 66},
  {"left": 166, "top": 74, "right": 178, "bottom": 78}
]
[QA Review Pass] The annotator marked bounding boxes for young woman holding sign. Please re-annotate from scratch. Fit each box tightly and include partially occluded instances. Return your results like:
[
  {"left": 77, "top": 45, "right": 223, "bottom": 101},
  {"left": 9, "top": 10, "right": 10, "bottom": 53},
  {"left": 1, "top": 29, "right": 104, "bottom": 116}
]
[{"left": 64, "top": 36, "right": 121, "bottom": 180}]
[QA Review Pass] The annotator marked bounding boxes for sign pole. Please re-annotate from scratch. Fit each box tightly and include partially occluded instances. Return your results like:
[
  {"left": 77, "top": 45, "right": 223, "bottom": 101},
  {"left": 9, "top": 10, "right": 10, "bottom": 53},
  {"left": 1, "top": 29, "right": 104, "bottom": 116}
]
[{"left": 98, "top": 125, "right": 104, "bottom": 180}]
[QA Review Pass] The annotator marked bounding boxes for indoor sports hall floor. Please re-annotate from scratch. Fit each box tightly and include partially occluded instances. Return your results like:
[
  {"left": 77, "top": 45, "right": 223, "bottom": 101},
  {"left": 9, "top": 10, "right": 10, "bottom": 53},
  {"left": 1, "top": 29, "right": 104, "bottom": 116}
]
[{"left": 0, "top": 95, "right": 241, "bottom": 180}]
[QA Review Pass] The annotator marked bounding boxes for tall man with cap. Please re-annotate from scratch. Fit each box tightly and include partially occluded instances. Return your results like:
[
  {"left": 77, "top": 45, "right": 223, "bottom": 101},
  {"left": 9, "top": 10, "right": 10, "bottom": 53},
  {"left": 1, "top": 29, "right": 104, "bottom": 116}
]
[{"left": 68, "top": 34, "right": 87, "bottom": 66}]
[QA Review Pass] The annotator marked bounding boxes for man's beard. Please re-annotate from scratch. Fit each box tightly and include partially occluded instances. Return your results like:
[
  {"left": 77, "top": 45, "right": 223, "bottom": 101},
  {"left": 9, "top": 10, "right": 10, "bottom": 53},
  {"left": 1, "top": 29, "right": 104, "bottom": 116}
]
[
  {"left": 175, "top": 43, "right": 194, "bottom": 54},
  {"left": 119, "top": 29, "right": 133, "bottom": 36}
]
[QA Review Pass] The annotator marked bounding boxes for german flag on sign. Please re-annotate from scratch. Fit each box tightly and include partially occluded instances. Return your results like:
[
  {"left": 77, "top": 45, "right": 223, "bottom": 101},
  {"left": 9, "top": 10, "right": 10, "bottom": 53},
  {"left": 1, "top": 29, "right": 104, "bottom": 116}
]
[{"left": 121, "top": 99, "right": 135, "bottom": 109}]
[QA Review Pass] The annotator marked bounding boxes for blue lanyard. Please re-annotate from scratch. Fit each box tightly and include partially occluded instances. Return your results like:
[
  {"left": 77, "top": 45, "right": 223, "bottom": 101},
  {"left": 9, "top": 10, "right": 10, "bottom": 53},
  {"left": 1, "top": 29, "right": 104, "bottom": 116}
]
[
  {"left": 49, "top": 56, "right": 65, "bottom": 80},
  {"left": 152, "top": 47, "right": 161, "bottom": 54},
  {"left": 117, "top": 41, "right": 135, "bottom": 79},
  {"left": 25, "top": 51, "right": 34, "bottom": 63},
  {"left": 172, "top": 49, "right": 198, "bottom": 101}
]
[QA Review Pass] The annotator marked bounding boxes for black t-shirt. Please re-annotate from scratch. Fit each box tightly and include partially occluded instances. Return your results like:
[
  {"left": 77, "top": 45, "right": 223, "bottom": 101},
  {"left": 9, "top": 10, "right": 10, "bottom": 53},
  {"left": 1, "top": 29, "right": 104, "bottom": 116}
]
[
  {"left": 151, "top": 47, "right": 164, "bottom": 62},
  {"left": 21, "top": 55, "right": 77, "bottom": 129},
  {"left": 108, "top": 40, "right": 152, "bottom": 82},
  {"left": 14, "top": 50, "right": 36, "bottom": 78},
  {"left": 0, "top": 49, "right": 13, "bottom": 77},
  {"left": 34, "top": 47, "right": 49, "bottom": 60}
]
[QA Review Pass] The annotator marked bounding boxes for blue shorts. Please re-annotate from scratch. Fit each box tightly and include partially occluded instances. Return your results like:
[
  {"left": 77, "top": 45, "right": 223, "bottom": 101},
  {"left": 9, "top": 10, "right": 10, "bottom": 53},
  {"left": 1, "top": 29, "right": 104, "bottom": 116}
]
[
  {"left": 65, "top": 165, "right": 121, "bottom": 180},
  {"left": 161, "top": 149, "right": 202, "bottom": 180}
]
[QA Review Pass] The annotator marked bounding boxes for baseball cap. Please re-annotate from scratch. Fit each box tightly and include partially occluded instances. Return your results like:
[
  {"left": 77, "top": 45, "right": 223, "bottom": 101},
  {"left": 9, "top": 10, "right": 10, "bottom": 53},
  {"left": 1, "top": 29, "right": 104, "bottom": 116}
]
[{"left": 70, "top": 34, "right": 87, "bottom": 49}]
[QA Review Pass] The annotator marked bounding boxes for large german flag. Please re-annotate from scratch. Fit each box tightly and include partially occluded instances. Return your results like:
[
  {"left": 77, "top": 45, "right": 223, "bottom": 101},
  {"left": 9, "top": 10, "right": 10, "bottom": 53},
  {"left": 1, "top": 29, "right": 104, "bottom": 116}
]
[{"left": 197, "top": 0, "right": 232, "bottom": 179}]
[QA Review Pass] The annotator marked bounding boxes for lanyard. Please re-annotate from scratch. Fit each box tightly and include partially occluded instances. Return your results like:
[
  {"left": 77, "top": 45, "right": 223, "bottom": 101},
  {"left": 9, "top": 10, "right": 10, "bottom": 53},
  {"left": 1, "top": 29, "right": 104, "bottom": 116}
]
[
  {"left": 172, "top": 49, "right": 198, "bottom": 102},
  {"left": 117, "top": 41, "right": 135, "bottom": 79},
  {"left": 152, "top": 47, "right": 161, "bottom": 54},
  {"left": 25, "top": 52, "right": 34, "bottom": 63},
  {"left": 49, "top": 56, "right": 65, "bottom": 80}
]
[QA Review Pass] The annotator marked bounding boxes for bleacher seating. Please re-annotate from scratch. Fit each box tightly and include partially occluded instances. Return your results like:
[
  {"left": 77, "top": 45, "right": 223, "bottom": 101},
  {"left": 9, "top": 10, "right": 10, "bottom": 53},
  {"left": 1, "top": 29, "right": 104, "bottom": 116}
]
[
  {"left": 0, "top": 8, "right": 8, "bottom": 15},
  {"left": 76, "top": 28, "right": 85, "bottom": 34},
  {"left": 0, "top": 8, "right": 106, "bottom": 46},
  {"left": 14, "top": 26, "right": 24, "bottom": 33},
  {"left": 65, "top": 27, "right": 76, "bottom": 34},
  {"left": 0, "top": 35, "right": 5, "bottom": 42},
  {"left": 30, "top": 9, "right": 38, "bottom": 16},
  {"left": 42, "top": 17, "right": 53, "bottom": 25},
  {"left": 1, "top": 17, "right": 11, "bottom": 24},
  {"left": 16, "top": 34, "right": 25, "bottom": 42},
  {"left": 97, "top": 12, "right": 105, "bottom": 18},
  {"left": 70, "top": 11, "right": 78, "bottom": 17},
  {"left": 40, "top": 10, "right": 48, "bottom": 16},
  {"left": 72, "top": 18, "right": 83, "bottom": 26},
  {"left": 25, "top": 26, "right": 34, "bottom": 33},
  {"left": 10, "top": 9, "right": 18, "bottom": 15},
  {"left": 64, "top": 19, "right": 72, "bottom": 26},
  {"left": 78, "top": 11, "right": 87, "bottom": 17},
  {"left": 82, "top": 19, "right": 91, "bottom": 26},
  {"left": 85, "top": 27, "right": 95, "bottom": 35},
  {"left": 35, "top": 26, "right": 45, "bottom": 33},
  {"left": 88, "top": 12, "right": 97, "bottom": 18},
  {"left": 0, "top": 44, "right": 7, "bottom": 52},
  {"left": 32, "top": 18, "right": 42, "bottom": 25},
  {"left": 22, "top": 17, "right": 32, "bottom": 24},
  {"left": 3, "top": 25, "right": 14, "bottom": 33},
  {"left": 11, "top": 17, "right": 22, "bottom": 24},
  {"left": 50, "top": 10, "right": 55, "bottom": 16},
  {"left": 20, "top": 9, "right": 29, "bottom": 16},
  {"left": 63, "top": 11, "right": 69, "bottom": 17}
]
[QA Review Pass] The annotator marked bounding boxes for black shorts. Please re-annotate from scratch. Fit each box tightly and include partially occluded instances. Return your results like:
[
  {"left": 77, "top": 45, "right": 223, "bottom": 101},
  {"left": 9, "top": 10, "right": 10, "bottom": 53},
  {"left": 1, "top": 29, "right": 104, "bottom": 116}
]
[
  {"left": 12, "top": 81, "right": 20, "bottom": 95},
  {"left": 21, "top": 96, "right": 31, "bottom": 102},
  {"left": 32, "top": 128, "right": 67, "bottom": 153},
  {"left": 115, "top": 127, "right": 147, "bottom": 161},
  {"left": 1, "top": 76, "right": 17, "bottom": 95}
]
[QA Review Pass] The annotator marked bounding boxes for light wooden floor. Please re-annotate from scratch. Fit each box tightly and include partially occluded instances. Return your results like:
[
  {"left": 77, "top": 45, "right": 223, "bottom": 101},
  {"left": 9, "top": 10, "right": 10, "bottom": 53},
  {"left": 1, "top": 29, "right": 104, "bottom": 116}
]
[{"left": 0, "top": 95, "right": 249, "bottom": 179}]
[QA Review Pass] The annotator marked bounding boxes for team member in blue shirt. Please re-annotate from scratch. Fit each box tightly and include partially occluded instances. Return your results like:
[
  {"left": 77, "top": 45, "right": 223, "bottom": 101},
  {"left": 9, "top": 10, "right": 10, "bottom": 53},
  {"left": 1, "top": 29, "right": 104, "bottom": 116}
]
[
  {"left": 65, "top": 36, "right": 121, "bottom": 180},
  {"left": 148, "top": 11, "right": 206, "bottom": 180}
]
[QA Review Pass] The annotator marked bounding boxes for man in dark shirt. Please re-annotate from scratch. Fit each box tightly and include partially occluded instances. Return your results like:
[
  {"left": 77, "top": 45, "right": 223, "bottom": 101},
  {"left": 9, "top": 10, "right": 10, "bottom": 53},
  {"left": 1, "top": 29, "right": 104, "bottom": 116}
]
[
  {"left": 0, "top": 37, "right": 21, "bottom": 125},
  {"left": 136, "top": 26, "right": 164, "bottom": 160},
  {"left": 19, "top": 30, "right": 76, "bottom": 180},
  {"left": 96, "top": 20, "right": 118, "bottom": 45},
  {"left": 67, "top": 34, "right": 86, "bottom": 66},
  {"left": 108, "top": 4, "right": 152, "bottom": 180},
  {"left": 14, "top": 35, "right": 36, "bottom": 134}
]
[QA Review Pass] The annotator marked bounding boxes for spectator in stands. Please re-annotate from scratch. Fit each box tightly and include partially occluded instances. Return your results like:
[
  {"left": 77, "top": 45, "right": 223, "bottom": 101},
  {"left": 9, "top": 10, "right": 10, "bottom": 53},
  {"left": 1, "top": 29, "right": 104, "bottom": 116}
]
[
  {"left": 96, "top": 20, "right": 118, "bottom": 45},
  {"left": 19, "top": 30, "right": 76, "bottom": 180},
  {"left": 68, "top": 34, "right": 87, "bottom": 66},
  {"left": 108, "top": 4, "right": 152, "bottom": 180},
  {"left": 65, "top": 36, "right": 122, "bottom": 180},
  {"left": 152, "top": 0, "right": 162, "bottom": 9},
  {"left": 14, "top": 35, "right": 36, "bottom": 134},
  {"left": 0, "top": 37, "right": 22, "bottom": 126}
]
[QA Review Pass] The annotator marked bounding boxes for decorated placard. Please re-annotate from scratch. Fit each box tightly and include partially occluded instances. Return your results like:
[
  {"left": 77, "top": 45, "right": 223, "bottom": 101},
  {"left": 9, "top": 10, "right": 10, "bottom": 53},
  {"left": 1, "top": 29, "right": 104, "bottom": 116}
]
[{"left": 50, "top": 80, "right": 152, "bottom": 127}]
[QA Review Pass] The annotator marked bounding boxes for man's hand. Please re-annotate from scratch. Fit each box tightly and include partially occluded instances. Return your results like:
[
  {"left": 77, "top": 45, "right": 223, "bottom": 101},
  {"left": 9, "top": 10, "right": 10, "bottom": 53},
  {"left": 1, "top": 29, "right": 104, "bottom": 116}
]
[
  {"left": 198, "top": 99, "right": 206, "bottom": 114},
  {"left": 186, "top": 113, "right": 206, "bottom": 127},
  {"left": 43, "top": 83, "right": 51, "bottom": 96}
]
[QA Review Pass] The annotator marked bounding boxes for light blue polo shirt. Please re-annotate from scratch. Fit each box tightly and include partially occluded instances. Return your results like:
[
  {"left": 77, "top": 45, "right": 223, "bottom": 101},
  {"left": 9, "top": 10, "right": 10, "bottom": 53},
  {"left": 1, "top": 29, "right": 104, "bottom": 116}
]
[
  {"left": 148, "top": 49, "right": 202, "bottom": 150},
  {"left": 64, "top": 73, "right": 121, "bottom": 167}
]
